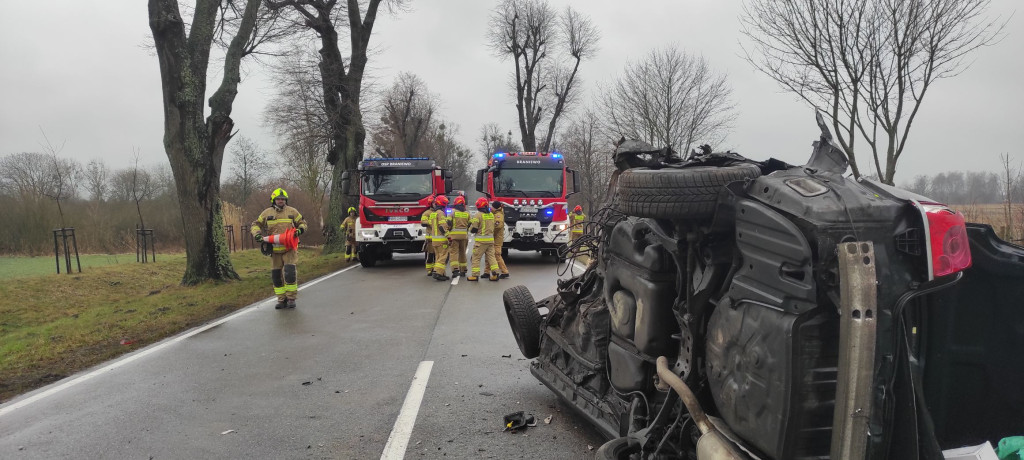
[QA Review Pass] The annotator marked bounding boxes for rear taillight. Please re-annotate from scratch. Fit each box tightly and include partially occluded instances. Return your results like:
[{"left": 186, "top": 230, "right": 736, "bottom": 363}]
[{"left": 922, "top": 203, "right": 972, "bottom": 278}]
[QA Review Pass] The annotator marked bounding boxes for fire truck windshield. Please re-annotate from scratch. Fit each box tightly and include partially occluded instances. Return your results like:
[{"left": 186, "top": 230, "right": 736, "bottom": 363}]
[
  {"left": 362, "top": 171, "right": 433, "bottom": 201},
  {"left": 494, "top": 169, "right": 563, "bottom": 198}
]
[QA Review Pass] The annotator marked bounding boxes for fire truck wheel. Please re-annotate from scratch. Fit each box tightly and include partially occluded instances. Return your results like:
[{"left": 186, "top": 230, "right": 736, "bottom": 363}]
[
  {"left": 503, "top": 285, "right": 542, "bottom": 359},
  {"left": 359, "top": 250, "right": 377, "bottom": 268},
  {"left": 615, "top": 163, "right": 762, "bottom": 220}
]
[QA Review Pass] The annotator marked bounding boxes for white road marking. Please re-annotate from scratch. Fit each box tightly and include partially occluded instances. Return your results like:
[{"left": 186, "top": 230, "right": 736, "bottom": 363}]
[
  {"left": 0, "top": 263, "right": 361, "bottom": 418},
  {"left": 380, "top": 361, "right": 434, "bottom": 460},
  {"left": 451, "top": 276, "right": 459, "bottom": 285}
]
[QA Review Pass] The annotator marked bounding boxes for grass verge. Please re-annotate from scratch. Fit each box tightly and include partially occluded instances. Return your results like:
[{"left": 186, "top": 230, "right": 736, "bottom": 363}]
[{"left": 0, "top": 247, "right": 350, "bottom": 403}]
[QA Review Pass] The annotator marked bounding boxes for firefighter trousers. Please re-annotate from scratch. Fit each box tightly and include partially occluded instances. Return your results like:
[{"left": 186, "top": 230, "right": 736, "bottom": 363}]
[
  {"left": 432, "top": 240, "right": 450, "bottom": 274},
  {"left": 345, "top": 237, "right": 356, "bottom": 261},
  {"left": 468, "top": 240, "right": 498, "bottom": 276},
  {"left": 424, "top": 240, "right": 435, "bottom": 273},
  {"left": 447, "top": 238, "right": 468, "bottom": 272},
  {"left": 494, "top": 237, "right": 508, "bottom": 274},
  {"left": 271, "top": 250, "right": 298, "bottom": 301}
]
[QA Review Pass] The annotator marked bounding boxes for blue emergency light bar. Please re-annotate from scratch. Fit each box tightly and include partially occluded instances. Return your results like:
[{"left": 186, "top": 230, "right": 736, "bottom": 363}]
[
  {"left": 493, "top": 152, "right": 506, "bottom": 159},
  {"left": 364, "top": 157, "right": 429, "bottom": 161},
  {"left": 551, "top": 153, "right": 562, "bottom": 159}
]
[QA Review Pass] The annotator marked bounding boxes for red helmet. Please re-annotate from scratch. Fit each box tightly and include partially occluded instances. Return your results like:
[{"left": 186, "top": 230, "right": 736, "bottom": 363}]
[
  {"left": 435, "top": 195, "right": 449, "bottom": 206},
  {"left": 426, "top": 194, "right": 435, "bottom": 204},
  {"left": 475, "top": 197, "right": 489, "bottom": 208},
  {"left": 573, "top": 205, "right": 582, "bottom": 212},
  {"left": 453, "top": 195, "right": 466, "bottom": 206}
]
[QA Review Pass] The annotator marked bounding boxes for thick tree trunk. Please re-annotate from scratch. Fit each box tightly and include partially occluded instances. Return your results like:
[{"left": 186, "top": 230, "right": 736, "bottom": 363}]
[{"left": 150, "top": 0, "right": 256, "bottom": 284}]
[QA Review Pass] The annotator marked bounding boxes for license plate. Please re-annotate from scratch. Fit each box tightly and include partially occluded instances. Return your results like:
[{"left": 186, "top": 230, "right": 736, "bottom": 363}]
[{"left": 388, "top": 216, "right": 404, "bottom": 221}]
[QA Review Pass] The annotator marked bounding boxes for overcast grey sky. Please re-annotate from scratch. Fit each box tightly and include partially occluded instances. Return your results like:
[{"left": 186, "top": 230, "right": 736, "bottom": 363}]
[{"left": 0, "top": 0, "right": 1019, "bottom": 184}]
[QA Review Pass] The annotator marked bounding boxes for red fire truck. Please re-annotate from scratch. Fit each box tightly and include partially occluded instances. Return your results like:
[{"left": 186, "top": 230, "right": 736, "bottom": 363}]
[
  {"left": 475, "top": 151, "right": 578, "bottom": 260},
  {"left": 342, "top": 158, "right": 452, "bottom": 267}
]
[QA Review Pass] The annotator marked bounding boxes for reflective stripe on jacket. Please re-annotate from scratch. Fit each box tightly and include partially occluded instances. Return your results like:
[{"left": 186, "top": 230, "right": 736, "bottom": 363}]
[
  {"left": 571, "top": 212, "right": 586, "bottom": 233},
  {"left": 470, "top": 212, "right": 495, "bottom": 243},
  {"left": 448, "top": 210, "right": 471, "bottom": 239},
  {"left": 430, "top": 209, "right": 449, "bottom": 242},
  {"left": 251, "top": 205, "right": 307, "bottom": 252}
]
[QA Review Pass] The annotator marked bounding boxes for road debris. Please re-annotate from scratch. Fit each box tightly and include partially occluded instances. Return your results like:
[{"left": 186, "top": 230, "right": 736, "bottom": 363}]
[
  {"left": 503, "top": 411, "right": 536, "bottom": 432},
  {"left": 501, "top": 354, "right": 512, "bottom": 358},
  {"left": 479, "top": 392, "right": 494, "bottom": 396},
  {"left": 119, "top": 339, "right": 135, "bottom": 345},
  {"left": 301, "top": 381, "right": 312, "bottom": 386},
  {"left": 544, "top": 415, "right": 553, "bottom": 424},
  {"left": 221, "top": 429, "right": 236, "bottom": 435}
]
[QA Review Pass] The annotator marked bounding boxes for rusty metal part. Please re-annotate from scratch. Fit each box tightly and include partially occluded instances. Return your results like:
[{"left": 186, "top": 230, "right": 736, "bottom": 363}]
[
  {"left": 656, "top": 356, "right": 747, "bottom": 459},
  {"left": 830, "top": 241, "right": 878, "bottom": 460}
]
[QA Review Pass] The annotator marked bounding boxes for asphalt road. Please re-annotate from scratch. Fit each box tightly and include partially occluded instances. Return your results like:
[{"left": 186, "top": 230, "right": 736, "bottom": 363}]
[{"left": 0, "top": 250, "right": 604, "bottom": 459}]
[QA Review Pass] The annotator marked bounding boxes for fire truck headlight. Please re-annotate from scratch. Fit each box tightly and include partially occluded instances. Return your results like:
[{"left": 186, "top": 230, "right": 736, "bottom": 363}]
[
  {"left": 513, "top": 199, "right": 520, "bottom": 205},
  {"left": 360, "top": 230, "right": 375, "bottom": 239}
]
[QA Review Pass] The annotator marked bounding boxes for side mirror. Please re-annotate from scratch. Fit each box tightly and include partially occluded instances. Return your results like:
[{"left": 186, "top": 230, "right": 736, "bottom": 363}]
[
  {"left": 444, "top": 169, "right": 453, "bottom": 180},
  {"left": 475, "top": 169, "right": 485, "bottom": 194},
  {"left": 444, "top": 178, "right": 453, "bottom": 194},
  {"left": 566, "top": 169, "right": 579, "bottom": 196}
]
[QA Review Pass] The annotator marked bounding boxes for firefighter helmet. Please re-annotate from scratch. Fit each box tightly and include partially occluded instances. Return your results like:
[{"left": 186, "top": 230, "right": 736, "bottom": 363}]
[
  {"left": 347, "top": 207, "right": 356, "bottom": 214},
  {"left": 475, "top": 197, "right": 489, "bottom": 209},
  {"left": 453, "top": 195, "right": 466, "bottom": 206},
  {"left": 435, "top": 195, "right": 449, "bottom": 206},
  {"left": 573, "top": 205, "right": 582, "bottom": 213},
  {"left": 270, "top": 188, "right": 289, "bottom": 204}
]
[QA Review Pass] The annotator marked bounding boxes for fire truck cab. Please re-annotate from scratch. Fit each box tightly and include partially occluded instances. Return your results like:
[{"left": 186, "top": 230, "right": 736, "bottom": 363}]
[
  {"left": 341, "top": 158, "right": 451, "bottom": 267},
  {"left": 475, "top": 151, "right": 578, "bottom": 260}
]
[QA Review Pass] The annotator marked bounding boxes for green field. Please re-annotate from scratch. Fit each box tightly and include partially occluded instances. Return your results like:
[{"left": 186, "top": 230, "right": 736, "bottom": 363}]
[{"left": 0, "top": 253, "right": 152, "bottom": 279}]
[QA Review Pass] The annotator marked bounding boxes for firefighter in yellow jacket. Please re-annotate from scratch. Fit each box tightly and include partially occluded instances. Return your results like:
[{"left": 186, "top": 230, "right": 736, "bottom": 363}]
[
  {"left": 570, "top": 205, "right": 586, "bottom": 244},
  {"left": 420, "top": 196, "right": 437, "bottom": 276},
  {"left": 251, "top": 188, "right": 308, "bottom": 309},
  {"left": 429, "top": 195, "right": 451, "bottom": 281},
  {"left": 491, "top": 200, "right": 510, "bottom": 278},
  {"left": 445, "top": 195, "right": 470, "bottom": 276},
  {"left": 467, "top": 197, "right": 499, "bottom": 281},
  {"left": 339, "top": 207, "right": 358, "bottom": 261}
]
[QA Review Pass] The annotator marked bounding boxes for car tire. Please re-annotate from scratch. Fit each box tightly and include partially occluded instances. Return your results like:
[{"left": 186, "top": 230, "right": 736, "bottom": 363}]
[
  {"left": 616, "top": 163, "right": 762, "bottom": 220},
  {"left": 503, "top": 285, "right": 542, "bottom": 359}
]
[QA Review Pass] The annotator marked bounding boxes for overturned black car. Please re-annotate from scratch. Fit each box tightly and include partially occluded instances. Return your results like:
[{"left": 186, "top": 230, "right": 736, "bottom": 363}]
[{"left": 502, "top": 117, "right": 1024, "bottom": 459}]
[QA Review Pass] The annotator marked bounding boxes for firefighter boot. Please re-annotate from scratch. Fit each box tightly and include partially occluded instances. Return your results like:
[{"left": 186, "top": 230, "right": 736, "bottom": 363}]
[
  {"left": 274, "top": 300, "right": 288, "bottom": 309},
  {"left": 287, "top": 299, "right": 297, "bottom": 309},
  {"left": 466, "top": 273, "right": 479, "bottom": 281},
  {"left": 489, "top": 272, "right": 499, "bottom": 281},
  {"left": 499, "top": 273, "right": 510, "bottom": 279},
  {"left": 433, "top": 272, "right": 450, "bottom": 281}
]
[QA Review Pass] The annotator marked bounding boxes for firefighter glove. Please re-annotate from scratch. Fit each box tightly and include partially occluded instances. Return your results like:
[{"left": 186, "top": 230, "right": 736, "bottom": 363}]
[
  {"left": 294, "top": 227, "right": 303, "bottom": 236},
  {"left": 471, "top": 228, "right": 478, "bottom": 234},
  {"left": 254, "top": 234, "right": 263, "bottom": 242}
]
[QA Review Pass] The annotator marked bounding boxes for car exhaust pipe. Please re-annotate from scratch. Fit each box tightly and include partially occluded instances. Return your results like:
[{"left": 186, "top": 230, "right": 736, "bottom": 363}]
[{"left": 656, "top": 356, "right": 747, "bottom": 460}]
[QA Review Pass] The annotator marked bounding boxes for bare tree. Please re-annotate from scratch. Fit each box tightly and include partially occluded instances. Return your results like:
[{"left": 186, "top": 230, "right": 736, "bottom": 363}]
[
  {"left": 38, "top": 132, "right": 81, "bottom": 229},
  {"left": 560, "top": 109, "right": 614, "bottom": 211},
  {"left": 225, "top": 135, "right": 272, "bottom": 206},
  {"left": 488, "top": 0, "right": 598, "bottom": 152},
  {"left": 149, "top": 0, "right": 269, "bottom": 284},
  {"left": 422, "top": 122, "right": 473, "bottom": 190},
  {"left": 999, "top": 153, "right": 1018, "bottom": 239},
  {"left": 600, "top": 46, "right": 736, "bottom": 154},
  {"left": 265, "top": 0, "right": 405, "bottom": 253},
  {"left": 370, "top": 72, "right": 438, "bottom": 157},
  {"left": 741, "top": 0, "right": 1005, "bottom": 184},
  {"left": 0, "top": 152, "right": 62, "bottom": 202},
  {"left": 84, "top": 159, "right": 110, "bottom": 203},
  {"left": 126, "top": 149, "right": 157, "bottom": 231},
  {"left": 478, "top": 123, "right": 520, "bottom": 162},
  {"left": 279, "top": 135, "right": 331, "bottom": 229}
]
